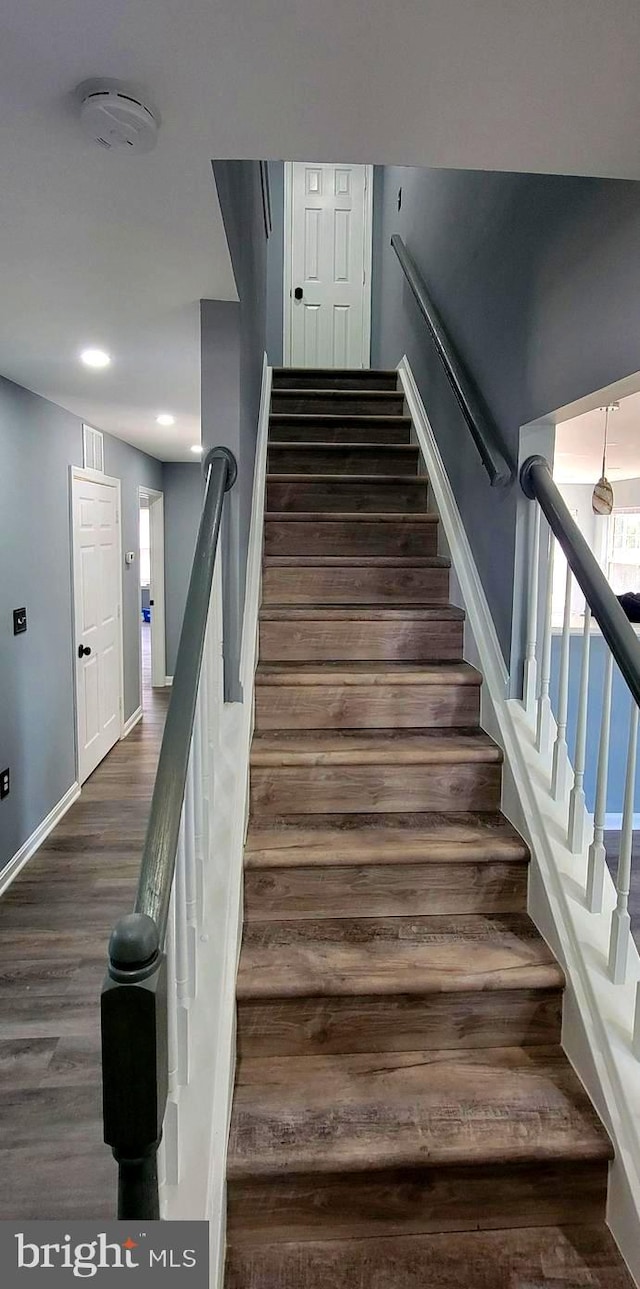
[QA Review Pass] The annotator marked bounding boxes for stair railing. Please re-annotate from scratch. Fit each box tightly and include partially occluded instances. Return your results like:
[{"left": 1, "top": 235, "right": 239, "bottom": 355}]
[
  {"left": 393, "top": 230, "right": 640, "bottom": 1036},
  {"left": 520, "top": 455, "right": 640, "bottom": 1004},
  {"left": 101, "top": 445, "right": 237, "bottom": 1219},
  {"left": 390, "top": 234, "right": 513, "bottom": 487}
]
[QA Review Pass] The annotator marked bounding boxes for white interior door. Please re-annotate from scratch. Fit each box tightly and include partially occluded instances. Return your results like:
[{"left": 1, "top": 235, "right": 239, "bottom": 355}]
[
  {"left": 285, "top": 162, "right": 372, "bottom": 368},
  {"left": 72, "top": 471, "right": 123, "bottom": 784}
]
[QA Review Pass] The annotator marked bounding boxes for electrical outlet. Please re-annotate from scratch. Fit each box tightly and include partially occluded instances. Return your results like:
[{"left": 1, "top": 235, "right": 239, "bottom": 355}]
[
  {"left": 13, "top": 607, "right": 27, "bottom": 635},
  {"left": 0, "top": 768, "right": 9, "bottom": 800}
]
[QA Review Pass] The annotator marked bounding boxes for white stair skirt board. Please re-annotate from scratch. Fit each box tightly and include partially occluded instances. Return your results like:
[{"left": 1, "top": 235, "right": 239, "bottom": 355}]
[
  {"left": 0, "top": 781, "right": 81, "bottom": 899},
  {"left": 398, "top": 355, "right": 640, "bottom": 1285},
  {"left": 121, "top": 705, "right": 143, "bottom": 739},
  {"left": 159, "top": 357, "right": 273, "bottom": 1289},
  {"left": 164, "top": 675, "right": 174, "bottom": 686}
]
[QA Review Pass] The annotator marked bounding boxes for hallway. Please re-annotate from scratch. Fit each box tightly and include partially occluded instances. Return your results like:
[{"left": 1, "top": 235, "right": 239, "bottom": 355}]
[{"left": 0, "top": 633, "right": 168, "bottom": 1218}]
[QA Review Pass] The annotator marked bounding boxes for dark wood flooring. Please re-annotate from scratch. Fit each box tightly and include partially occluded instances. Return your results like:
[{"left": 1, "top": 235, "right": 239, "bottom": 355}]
[{"left": 0, "top": 624, "right": 169, "bottom": 1218}]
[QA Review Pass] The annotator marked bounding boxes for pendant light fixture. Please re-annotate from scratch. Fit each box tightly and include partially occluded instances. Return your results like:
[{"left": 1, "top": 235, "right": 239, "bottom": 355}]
[{"left": 592, "top": 403, "right": 618, "bottom": 515}]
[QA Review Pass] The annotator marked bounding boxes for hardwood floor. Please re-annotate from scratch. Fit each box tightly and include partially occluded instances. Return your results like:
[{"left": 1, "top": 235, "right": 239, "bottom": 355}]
[{"left": 0, "top": 623, "right": 168, "bottom": 1218}]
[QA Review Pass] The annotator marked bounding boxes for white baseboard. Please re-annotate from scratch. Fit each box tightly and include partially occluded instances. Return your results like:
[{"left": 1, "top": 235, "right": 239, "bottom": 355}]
[
  {"left": 0, "top": 781, "right": 81, "bottom": 898},
  {"left": 604, "top": 813, "right": 640, "bottom": 831},
  {"left": 121, "top": 705, "right": 143, "bottom": 738},
  {"left": 164, "top": 675, "right": 173, "bottom": 687}
]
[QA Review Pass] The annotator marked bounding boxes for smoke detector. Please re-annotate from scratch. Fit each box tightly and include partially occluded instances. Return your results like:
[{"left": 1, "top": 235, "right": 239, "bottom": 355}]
[{"left": 76, "top": 79, "right": 159, "bottom": 154}]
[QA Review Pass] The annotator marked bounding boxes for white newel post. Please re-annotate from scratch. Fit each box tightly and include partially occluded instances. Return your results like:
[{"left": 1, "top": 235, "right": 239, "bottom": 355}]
[
  {"left": 174, "top": 813, "right": 190, "bottom": 1085},
  {"left": 608, "top": 701, "right": 639, "bottom": 985},
  {"left": 551, "top": 559, "right": 572, "bottom": 801},
  {"left": 586, "top": 651, "right": 614, "bottom": 913},
  {"left": 523, "top": 503, "right": 541, "bottom": 717},
  {"left": 163, "top": 887, "right": 180, "bottom": 1185},
  {"left": 567, "top": 605, "right": 592, "bottom": 852}
]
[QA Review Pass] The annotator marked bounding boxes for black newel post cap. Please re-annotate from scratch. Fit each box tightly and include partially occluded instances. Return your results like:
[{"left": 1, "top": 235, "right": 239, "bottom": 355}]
[{"left": 109, "top": 913, "right": 160, "bottom": 971}]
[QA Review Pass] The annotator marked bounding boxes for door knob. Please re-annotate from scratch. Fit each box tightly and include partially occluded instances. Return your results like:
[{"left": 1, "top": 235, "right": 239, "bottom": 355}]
[
  {"left": 294, "top": 286, "right": 303, "bottom": 301},
  {"left": 78, "top": 644, "right": 92, "bottom": 658}
]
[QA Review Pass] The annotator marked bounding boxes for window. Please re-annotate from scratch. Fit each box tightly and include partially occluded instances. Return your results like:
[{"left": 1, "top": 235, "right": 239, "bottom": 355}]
[{"left": 607, "top": 511, "right": 640, "bottom": 595}]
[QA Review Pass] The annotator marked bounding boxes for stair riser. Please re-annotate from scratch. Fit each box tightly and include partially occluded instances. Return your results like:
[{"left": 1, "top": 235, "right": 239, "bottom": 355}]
[
  {"left": 264, "top": 520, "right": 438, "bottom": 557},
  {"left": 244, "top": 859, "right": 525, "bottom": 920},
  {"left": 250, "top": 763, "right": 502, "bottom": 815},
  {"left": 237, "top": 988, "right": 561, "bottom": 1059},
  {"left": 254, "top": 683, "right": 479, "bottom": 730},
  {"left": 271, "top": 394, "right": 405, "bottom": 416},
  {"left": 227, "top": 1160, "right": 607, "bottom": 1245},
  {"left": 267, "top": 478, "right": 428, "bottom": 512},
  {"left": 269, "top": 419, "right": 412, "bottom": 444},
  {"left": 272, "top": 373, "right": 399, "bottom": 390},
  {"left": 267, "top": 447, "right": 420, "bottom": 476},
  {"left": 262, "top": 567, "right": 450, "bottom": 605},
  {"left": 259, "top": 619, "right": 464, "bottom": 662}
]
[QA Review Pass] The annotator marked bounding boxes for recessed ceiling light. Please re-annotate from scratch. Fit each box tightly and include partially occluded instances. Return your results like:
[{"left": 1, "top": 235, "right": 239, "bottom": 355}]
[
  {"left": 156, "top": 413, "right": 175, "bottom": 427},
  {"left": 80, "top": 347, "right": 111, "bottom": 369},
  {"left": 190, "top": 444, "right": 203, "bottom": 455}
]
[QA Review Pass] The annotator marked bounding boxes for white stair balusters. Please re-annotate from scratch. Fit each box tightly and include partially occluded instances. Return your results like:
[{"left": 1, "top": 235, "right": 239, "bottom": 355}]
[
  {"left": 536, "top": 529, "right": 555, "bottom": 757},
  {"left": 608, "top": 700, "right": 639, "bottom": 985},
  {"left": 586, "top": 652, "right": 614, "bottom": 913},
  {"left": 551, "top": 559, "right": 573, "bottom": 801},
  {"left": 567, "top": 605, "right": 592, "bottom": 852},
  {"left": 523, "top": 503, "right": 541, "bottom": 718},
  {"left": 183, "top": 745, "right": 198, "bottom": 998}
]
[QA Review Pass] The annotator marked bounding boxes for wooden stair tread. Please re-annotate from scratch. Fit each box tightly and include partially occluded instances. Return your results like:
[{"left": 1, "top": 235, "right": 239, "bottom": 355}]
[
  {"left": 274, "top": 389, "right": 402, "bottom": 399},
  {"left": 227, "top": 1045, "right": 612, "bottom": 1178},
  {"left": 255, "top": 661, "right": 481, "bottom": 686},
  {"left": 251, "top": 728, "right": 502, "bottom": 767},
  {"left": 245, "top": 812, "right": 528, "bottom": 867},
  {"left": 265, "top": 511, "right": 437, "bottom": 522},
  {"left": 263, "top": 555, "right": 448, "bottom": 568},
  {"left": 237, "top": 912, "right": 563, "bottom": 999},
  {"left": 259, "top": 604, "right": 465, "bottom": 621},
  {"left": 226, "top": 1225, "right": 634, "bottom": 1288},
  {"left": 269, "top": 441, "right": 418, "bottom": 452},
  {"left": 267, "top": 473, "right": 427, "bottom": 484},
  {"left": 269, "top": 413, "right": 411, "bottom": 424},
  {"left": 273, "top": 368, "right": 399, "bottom": 377}
]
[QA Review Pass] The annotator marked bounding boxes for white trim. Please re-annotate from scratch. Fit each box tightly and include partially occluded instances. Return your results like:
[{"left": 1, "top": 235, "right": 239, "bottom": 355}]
[
  {"left": 139, "top": 487, "right": 166, "bottom": 690},
  {"left": 121, "top": 705, "right": 143, "bottom": 738},
  {"left": 283, "top": 162, "right": 373, "bottom": 368},
  {"left": 164, "top": 675, "right": 173, "bottom": 687},
  {"left": 604, "top": 813, "right": 640, "bottom": 831},
  {"left": 398, "top": 354, "right": 640, "bottom": 1284},
  {"left": 0, "top": 781, "right": 81, "bottom": 899},
  {"left": 203, "top": 356, "right": 271, "bottom": 1286},
  {"left": 70, "top": 467, "right": 125, "bottom": 775}
]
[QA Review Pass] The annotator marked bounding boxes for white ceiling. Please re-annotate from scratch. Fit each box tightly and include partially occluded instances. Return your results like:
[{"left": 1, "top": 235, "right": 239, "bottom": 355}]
[
  {"left": 555, "top": 392, "right": 640, "bottom": 484},
  {"left": 3, "top": 0, "right": 640, "bottom": 460}
]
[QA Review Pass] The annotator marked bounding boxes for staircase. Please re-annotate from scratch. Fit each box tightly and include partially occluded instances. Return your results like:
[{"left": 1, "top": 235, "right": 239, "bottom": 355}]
[{"left": 225, "top": 369, "right": 632, "bottom": 1287}]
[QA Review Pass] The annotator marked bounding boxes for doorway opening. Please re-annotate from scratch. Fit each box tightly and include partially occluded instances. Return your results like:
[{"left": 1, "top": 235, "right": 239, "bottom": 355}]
[
  {"left": 283, "top": 162, "right": 373, "bottom": 368},
  {"left": 138, "top": 487, "right": 166, "bottom": 699}
]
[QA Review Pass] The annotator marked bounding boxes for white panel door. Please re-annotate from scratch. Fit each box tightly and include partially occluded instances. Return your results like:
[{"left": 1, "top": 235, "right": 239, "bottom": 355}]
[
  {"left": 72, "top": 474, "right": 122, "bottom": 784},
  {"left": 287, "top": 162, "right": 372, "bottom": 368}
]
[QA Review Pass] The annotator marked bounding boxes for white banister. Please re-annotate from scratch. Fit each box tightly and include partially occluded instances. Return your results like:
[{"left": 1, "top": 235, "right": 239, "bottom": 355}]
[
  {"left": 523, "top": 502, "right": 541, "bottom": 716},
  {"left": 608, "top": 700, "right": 639, "bottom": 985},
  {"left": 551, "top": 559, "right": 572, "bottom": 801},
  {"left": 586, "top": 651, "right": 614, "bottom": 914},
  {"left": 567, "top": 605, "right": 592, "bottom": 852},
  {"left": 536, "top": 528, "right": 555, "bottom": 756}
]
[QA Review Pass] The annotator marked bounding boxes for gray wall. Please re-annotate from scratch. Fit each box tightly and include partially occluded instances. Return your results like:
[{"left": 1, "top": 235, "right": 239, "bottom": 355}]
[
  {"left": 204, "top": 161, "right": 271, "bottom": 694},
  {"left": 0, "top": 374, "right": 162, "bottom": 874},
  {"left": 371, "top": 166, "right": 640, "bottom": 666},
  {"left": 162, "top": 463, "right": 203, "bottom": 675},
  {"left": 266, "top": 162, "right": 285, "bottom": 366}
]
